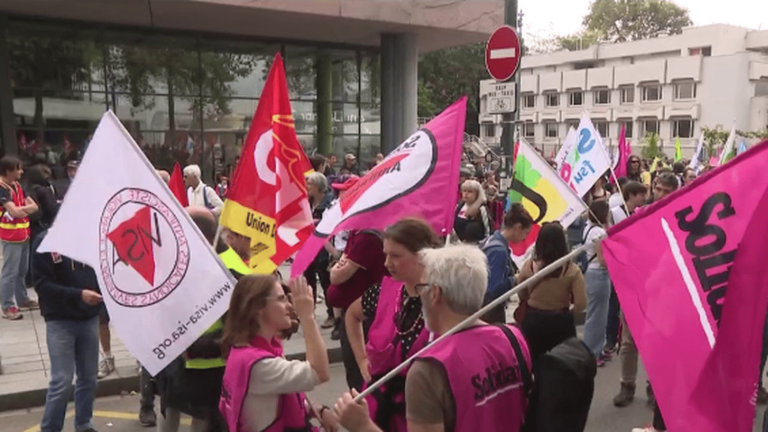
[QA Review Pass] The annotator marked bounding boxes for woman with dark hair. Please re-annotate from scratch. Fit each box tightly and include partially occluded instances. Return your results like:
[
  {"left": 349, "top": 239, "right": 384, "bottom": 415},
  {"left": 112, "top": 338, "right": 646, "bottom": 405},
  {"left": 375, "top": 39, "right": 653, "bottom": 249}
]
[
  {"left": 582, "top": 200, "right": 612, "bottom": 364},
  {"left": 518, "top": 222, "right": 587, "bottom": 366},
  {"left": 345, "top": 218, "right": 441, "bottom": 432},
  {"left": 25, "top": 164, "right": 58, "bottom": 240},
  {"left": 626, "top": 155, "right": 651, "bottom": 186},
  {"left": 218, "top": 275, "right": 338, "bottom": 432}
]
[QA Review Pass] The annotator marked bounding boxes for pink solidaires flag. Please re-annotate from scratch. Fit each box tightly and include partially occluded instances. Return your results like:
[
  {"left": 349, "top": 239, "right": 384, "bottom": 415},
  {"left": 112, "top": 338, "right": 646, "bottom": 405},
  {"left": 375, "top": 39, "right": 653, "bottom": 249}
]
[
  {"left": 614, "top": 124, "right": 630, "bottom": 179},
  {"left": 602, "top": 139, "right": 768, "bottom": 432},
  {"left": 290, "top": 97, "right": 467, "bottom": 277}
]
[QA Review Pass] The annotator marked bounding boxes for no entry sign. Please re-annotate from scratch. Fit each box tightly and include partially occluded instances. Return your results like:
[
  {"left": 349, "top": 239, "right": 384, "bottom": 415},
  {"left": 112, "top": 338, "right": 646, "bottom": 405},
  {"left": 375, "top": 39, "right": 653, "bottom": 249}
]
[{"left": 485, "top": 25, "right": 521, "bottom": 82}]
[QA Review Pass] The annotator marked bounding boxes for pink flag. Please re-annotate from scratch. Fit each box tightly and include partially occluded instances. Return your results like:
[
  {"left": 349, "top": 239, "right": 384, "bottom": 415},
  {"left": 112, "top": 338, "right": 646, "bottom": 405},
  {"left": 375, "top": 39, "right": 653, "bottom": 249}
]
[
  {"left": 614, "top": 124, "right": 629, "bottom": 179},
  {"left": 290, "top": 98, "right": 466, "bottom": 277},
  {"left": 602, "top": 139, "right": 768, "bottom": 432}
]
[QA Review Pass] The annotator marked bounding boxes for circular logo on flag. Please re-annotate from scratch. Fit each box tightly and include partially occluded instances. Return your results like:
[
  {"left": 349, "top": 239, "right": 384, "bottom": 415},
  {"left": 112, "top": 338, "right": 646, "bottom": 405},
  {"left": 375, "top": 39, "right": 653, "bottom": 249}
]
[
  {"left": 98, "top": 188, "right": 190, "bottom": 307},
  {"left": 315, "top": 129, "right": 438, "bottom": 236}
]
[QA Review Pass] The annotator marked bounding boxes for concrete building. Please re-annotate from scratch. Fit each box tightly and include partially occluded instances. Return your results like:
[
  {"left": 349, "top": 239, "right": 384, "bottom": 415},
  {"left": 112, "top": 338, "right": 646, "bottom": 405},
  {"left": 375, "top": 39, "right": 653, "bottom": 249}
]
[
  {"left": 479, "top": 24, "right": 768, "bottom": 157},
  {"left": 0, "top": 0, "right": 503, "bottom": 179}
]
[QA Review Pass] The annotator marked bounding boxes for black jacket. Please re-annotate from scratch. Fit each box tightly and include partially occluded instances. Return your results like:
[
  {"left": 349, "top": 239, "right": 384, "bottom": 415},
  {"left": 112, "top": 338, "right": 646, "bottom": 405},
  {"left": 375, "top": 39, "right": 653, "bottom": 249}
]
[{"left": 32, "top": 231, "right": 101, "bottom": 322}]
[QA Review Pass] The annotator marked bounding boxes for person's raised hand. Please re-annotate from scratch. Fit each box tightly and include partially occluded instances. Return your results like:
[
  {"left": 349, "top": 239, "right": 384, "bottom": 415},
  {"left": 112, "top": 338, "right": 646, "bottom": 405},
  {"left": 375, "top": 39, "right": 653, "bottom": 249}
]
[{"left": 289, "top": 277, "right": 315, "bottom": 320}]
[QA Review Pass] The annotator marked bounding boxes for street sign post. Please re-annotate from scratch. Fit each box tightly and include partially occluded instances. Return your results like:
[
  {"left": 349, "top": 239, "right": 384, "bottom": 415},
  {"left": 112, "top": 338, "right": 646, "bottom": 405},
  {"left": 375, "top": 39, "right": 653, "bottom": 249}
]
[
  {"left": 485, "top": 25, "right": 521, "bottom": 83},
  {"left": 486, "top": 82, "right": 516, "bottom": 114}
]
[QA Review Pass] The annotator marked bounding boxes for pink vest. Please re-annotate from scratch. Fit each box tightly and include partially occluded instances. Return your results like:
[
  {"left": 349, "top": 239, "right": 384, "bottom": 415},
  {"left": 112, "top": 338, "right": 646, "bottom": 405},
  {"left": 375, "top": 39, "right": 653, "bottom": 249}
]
[
  {"left": 365, "top": 278, "right": 430, "bottom": 431},
  {"left": 418, "top": 325, "right": 531, "bottom": 432},
  {"left": 219, "top": 337, "right": 316, "bottom": 432}
]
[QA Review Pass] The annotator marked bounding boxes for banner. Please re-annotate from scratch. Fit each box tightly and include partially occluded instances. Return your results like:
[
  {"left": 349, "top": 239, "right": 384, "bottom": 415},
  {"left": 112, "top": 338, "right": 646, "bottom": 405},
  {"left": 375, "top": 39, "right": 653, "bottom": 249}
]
[
  {"left": 602, "top": 139, "right": 768, "bottom": 432},
  {"left": 614, "top": 124, "right": 630, "bottom": 179},
  {"left": 291, "top": 97, "right": 467, "bottom": 278},
  {"left": 169, "top": 162, "right": 189, "bottom": 206},
  {"left": 509, "top": 138, "right": 586, "bottom": 265},
  {"left": 220, "top": 53, "right": 314, "bottom": 274},
  {"left": 558, "top": 115, "right": 612, "bottom": 197},
  {"left": 689, "top": 135, "right": 705, "bottom": 174},
  {"left": 718, "top": 125, "right": 736, "bottom": 166},
  {"left": 38, "top": 112, "right": 236, "bottom": 376},
  {"left": 554, "top": 127, "right": 577, "bottom": 171}
]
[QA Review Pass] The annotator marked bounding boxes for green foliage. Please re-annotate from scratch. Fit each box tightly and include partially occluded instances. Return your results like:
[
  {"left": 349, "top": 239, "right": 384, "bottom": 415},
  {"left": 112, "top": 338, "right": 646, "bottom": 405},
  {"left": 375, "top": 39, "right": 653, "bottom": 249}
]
[
  {"left": 701, "top": 126, "right": 768, "bottom": 156},
  {"left": 418, "top": 43, "right": 486, "bottom": 135},
  {"left": 556, "top": 30, "right": 603, "bottom": 51},
  {"left": 641, "top": 132, "right": 663, "bottom": 159},
  {"left": 583, "top": 0, "right": 692, "bottom": 43}
]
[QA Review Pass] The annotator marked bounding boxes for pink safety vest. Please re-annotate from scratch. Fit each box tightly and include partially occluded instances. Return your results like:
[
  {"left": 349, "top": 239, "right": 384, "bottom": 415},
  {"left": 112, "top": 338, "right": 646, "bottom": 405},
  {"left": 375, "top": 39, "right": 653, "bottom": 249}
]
[
  {"left": 417, "top": 325, "right": 531, "bottom": 432},
  {"left": 219, "top": 337, "right": 317, "bottom": 432},
  {"left": 364, "top": 277, "right": 430, "bottom": 431}
]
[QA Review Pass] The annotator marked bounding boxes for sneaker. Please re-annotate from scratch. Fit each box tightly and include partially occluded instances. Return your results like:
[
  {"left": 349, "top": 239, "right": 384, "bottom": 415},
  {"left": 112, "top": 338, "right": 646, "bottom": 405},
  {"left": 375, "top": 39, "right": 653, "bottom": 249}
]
[
  {"left": 19, "top": 300, "right": 39, "bottom": 310},
  {"left": 758, "top": 387, "right": 768, "bottom": 405},
  {"left": 321, "top": 317, "right": 335, "bottom": 329},
  {"left": 597, "top": 357, "right": 606, "bottom": 367},
  {"left": 331, "top": 327, "right": 341, "bottom": 341},
  {"left": 2, "top": 307, "right": 23, "bottom": 320},
  {"left": 646, "top": 383, "right": 656, "bottom": 408},
  {"left": 613, "top": 382, "right": 636, "bottom": 407},
  {"left": 600, "top": 350, "right": 613, "bottom": 362},
  {"left": 98, "top": 356, "right": 115, "bottom": 379},
  {"left": 631, "top": 427, "right": 660, "bottom": 432},
  {"left": 139, "top": 407, "right": 157, "bottom": 427}
]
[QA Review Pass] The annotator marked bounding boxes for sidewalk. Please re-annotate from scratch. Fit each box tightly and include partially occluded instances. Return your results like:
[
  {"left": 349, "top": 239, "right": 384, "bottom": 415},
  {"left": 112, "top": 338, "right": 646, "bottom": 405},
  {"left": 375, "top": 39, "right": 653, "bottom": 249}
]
[{"left": 0, "top": 264, "right": 342, "bottom": 412}]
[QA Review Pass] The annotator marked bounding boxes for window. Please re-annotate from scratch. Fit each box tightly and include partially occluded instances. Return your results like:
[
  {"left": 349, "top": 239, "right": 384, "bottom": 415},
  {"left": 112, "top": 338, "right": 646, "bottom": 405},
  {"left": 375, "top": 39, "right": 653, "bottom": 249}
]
[
  {"left": 593, "top": 120, "right": 609, "bottom": 138},
  {"left": 594, "top": 89, "right": 611, "bottom": 105},
  {"left": 620, "top": 86, "right": 635, "bottom": 104},
  {"left": 545, "top": 122, "right": 559, "bottom": 138},
  {"left": 641, "top": 84, "right": 662, "bottom": 102},
  {"left": 568, "top": 91, "right": 584, "bottom": 106},
  {"left": 674, "top": 81, "right": 697, "bottom": 100},
  {"left": 618, "top": 120, "right": 634, "bottom": 138},
  {"left": 642, "top": 119, "right": 660, "bottom": 136},
  {"left": 689, "top": 46, "right": 712, "bottom": 57},
  {"left": 545, "top": 92, "right": 559, "bottom": 107},
  {"left": 673, "top": 118, "right": 695, "bottom": 138},
  {"left": 523, "top": 122, "right": 535, "bottom": 138},
  {"left": 483, "top": 123, "right": 496, "bottom": 138},
  {"left": 523, "top": 94, "right": 536, "bottom": 108},
  {"left": 565, "top": 120, "right": 579, "bottom": 132}
]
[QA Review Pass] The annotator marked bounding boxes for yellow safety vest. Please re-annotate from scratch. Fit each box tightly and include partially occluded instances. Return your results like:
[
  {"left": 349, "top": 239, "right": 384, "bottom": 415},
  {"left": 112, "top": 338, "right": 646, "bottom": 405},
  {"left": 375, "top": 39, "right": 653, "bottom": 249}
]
[{"left": 185, "top": 248, "right": 251, "bottom": 369}]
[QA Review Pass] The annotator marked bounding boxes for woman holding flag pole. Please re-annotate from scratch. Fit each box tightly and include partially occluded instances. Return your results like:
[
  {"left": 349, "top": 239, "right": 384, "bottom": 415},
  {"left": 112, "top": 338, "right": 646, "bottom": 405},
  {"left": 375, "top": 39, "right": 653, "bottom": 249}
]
[{"left": 345, "top": 218, "right": 441, "bottom": 432}]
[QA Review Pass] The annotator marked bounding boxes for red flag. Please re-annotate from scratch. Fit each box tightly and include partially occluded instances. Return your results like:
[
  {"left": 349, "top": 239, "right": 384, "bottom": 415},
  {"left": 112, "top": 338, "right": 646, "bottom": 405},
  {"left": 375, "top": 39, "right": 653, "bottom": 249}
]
[
  {"left": 614, "top": 124, "right": 630, "bottom": 179},
  {"left": 221, "top": 53, "right": 313, "bottom": 274},
  {"left": 169, "top": 162, "right": 189, "bottom": 207}
]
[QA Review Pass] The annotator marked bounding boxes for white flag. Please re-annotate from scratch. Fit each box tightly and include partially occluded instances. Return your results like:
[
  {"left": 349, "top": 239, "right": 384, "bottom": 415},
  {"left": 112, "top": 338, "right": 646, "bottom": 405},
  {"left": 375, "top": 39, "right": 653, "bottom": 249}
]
[
  {"left": 38, "top": 111, "right": 235, "bottom": 375},
  {"left": 557, "top": 115, "right": 612, "bottom": 197},
  {"left": 554, "top": 127, "right": 578, "bottom": 171},
  {"left": 718, "top": 125, "right": 736, "bottom": 166},
  {"left": 688, "top": 134, "right": 705, "bottom": 174}
]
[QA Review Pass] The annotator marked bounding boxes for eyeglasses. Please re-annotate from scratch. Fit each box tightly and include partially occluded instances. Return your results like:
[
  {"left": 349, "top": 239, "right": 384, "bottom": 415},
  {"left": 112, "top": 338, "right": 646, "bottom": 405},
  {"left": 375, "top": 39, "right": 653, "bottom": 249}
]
[
  {"left": 414, "top": 283, "right": 432, "bottom": 296},
  {"left": 266, "top": 294, "right": 289, "bottom": 303}
]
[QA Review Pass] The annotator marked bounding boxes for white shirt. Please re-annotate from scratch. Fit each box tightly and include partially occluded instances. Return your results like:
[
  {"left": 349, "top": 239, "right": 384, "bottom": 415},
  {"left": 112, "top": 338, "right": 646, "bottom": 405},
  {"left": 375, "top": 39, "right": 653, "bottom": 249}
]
[
  {"left": 583, "top": 223, "right": 607, "bottom": 269},
  {"left": 611, "top": 205, "right": 630, "bottom": 226},
  {"left": 243, "top": 358, "right": 320, "bottom": 432},
  {"left": 609, "top": 193, "right": 623, "bottom": 210},
  {"left": 187, "top": 182, "right": 224, "bottom": 216}
]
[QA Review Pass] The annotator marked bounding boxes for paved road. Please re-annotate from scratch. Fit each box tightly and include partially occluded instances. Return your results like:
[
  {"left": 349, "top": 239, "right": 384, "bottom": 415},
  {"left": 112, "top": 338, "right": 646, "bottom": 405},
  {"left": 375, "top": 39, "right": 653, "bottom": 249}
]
[{"left": 2, "top": 360, "right": 765, "bottom": 432}]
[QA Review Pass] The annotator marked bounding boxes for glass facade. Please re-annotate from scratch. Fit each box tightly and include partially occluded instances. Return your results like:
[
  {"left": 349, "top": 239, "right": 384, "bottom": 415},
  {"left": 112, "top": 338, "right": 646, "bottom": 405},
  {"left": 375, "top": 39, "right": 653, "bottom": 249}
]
[{"left": 2, "top": 18, "right": 380, "bottom": 182}]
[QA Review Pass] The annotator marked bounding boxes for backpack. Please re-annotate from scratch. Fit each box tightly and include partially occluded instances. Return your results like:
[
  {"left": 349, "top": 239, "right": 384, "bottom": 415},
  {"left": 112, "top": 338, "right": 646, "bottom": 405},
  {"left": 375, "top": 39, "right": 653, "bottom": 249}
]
[
  {"left": 577, "top": 225, "right": 598, "bottom": 274},
  {"left": 518, "top": 337, "right": 597, "bottom": 432}
]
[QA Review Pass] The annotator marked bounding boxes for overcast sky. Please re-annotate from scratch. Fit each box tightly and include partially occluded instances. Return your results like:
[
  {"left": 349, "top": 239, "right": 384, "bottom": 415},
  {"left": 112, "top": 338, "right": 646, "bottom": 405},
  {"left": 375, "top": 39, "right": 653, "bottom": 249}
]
[{"left": 520, "top": 0, "right": 768, "bottom": 37}]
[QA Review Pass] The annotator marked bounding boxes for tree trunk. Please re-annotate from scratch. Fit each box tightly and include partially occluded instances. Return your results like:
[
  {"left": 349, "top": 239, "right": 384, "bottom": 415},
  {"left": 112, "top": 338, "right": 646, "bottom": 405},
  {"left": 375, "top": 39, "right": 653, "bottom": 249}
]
[
  {"left": 34, "top": 89, "right": 44, "bottom": 144},
  {"left": 167, "top": 69, "right": 176, "bottom": 148}
]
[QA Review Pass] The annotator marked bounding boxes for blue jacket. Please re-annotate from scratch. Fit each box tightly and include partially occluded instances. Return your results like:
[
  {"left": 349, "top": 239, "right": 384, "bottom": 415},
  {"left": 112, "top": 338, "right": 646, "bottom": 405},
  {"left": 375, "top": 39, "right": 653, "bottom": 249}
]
[{"left": 481, "top": 231, "right": 519, "bottom": 305}]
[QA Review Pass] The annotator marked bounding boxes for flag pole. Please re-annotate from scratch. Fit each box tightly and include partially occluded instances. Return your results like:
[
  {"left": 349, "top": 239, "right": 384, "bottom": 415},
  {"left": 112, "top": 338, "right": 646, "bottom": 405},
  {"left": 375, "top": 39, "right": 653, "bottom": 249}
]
[
  {"left": 212, "top": 223, "right": 224, "bottom": 252},
  {"left": 353, "top": 237, "right": 600, "bottom": 403}
]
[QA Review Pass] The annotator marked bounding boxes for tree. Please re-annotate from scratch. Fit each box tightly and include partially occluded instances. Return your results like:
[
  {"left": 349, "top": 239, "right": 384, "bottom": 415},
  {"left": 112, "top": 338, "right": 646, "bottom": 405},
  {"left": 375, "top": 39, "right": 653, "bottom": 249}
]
[
  {"left": 641, "top": 132, "right": 662, "bottom": 159},
  {"left": 556, "top": 29, "right": 603, "bottom": 51},
  {"left": 418, "top": 43, "right": 486, "bottom": 134},
  {"left": 583, "top": 0, "right": 692, "bottom": 43}
]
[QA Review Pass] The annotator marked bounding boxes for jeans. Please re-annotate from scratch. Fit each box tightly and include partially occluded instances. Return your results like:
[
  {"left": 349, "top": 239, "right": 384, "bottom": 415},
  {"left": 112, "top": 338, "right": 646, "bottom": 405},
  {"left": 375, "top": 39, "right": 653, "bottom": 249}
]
[
  {"left": 1, "top": 240, "right": 30, "bottom": 310},
  {"left": 583, "top": 267, "right": 611, "bottom": 358},
  {"left": 41, "top": 316, "right": 100, "bottom": 432},
  {"left": 606, "top": 284, "right": 621, "bottom": 349}
]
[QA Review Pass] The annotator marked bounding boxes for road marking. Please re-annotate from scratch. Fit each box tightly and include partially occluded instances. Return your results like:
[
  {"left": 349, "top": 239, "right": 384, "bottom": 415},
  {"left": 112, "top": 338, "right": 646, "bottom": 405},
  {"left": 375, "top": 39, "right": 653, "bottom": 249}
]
[
  {"left": 490, "top": 48, "right": 516, "bottom": 59},
  {"left": 20, "top": 410, "right": 190, "bottom": 432}
]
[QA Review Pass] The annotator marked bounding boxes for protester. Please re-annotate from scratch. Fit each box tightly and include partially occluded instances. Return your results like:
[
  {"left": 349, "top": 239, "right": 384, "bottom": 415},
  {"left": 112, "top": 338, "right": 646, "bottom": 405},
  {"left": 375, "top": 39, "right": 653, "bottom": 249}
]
[
  {"left": 183, "top": 164, "right": 224, "bottom": 216},
  {"left": 452, "top": 179, "right": 492, "bottom": 244},
  {"left": 480, "top": 203, "right": 534, "bottom": 324},
  {"left": 219, "top": 275, "right": 338, "bottom": 432},
  {"left": 33, "top": 230, "right": 102, "bottom": 432},
  {"left": 304, "top": 172, "right": 335, "bottom": 322},
  {"left": 24, "top": 164, "right": 59, "bottom": 288},
  {"left": 345, "top": 218, "right": 441, "bottom": 431},
  {"left": 588, "top": 175, "right": 609, "bottom": 202},
  {"left": 324, "top": 154, "right": 338, "bottom": 177},
  {"left": 682, "top": 167, "right": 697, "bottom": 186},
  {"left": 518, "top": 222, "right": 587, "bottom": 366},
  {"left": 1, "top": 156, "right": 39, "bottom": 320},
  {"left": 627, "top": 155, "right": 651, "bottom": 186},
  {"left": 608, "top": 177, "right": 629, "bottom": 209},
  {"left": 335, "top": 244, "right": 531, "bottom": 432},
  {"left": 341, "top": 153, "right": 360, "bottom": 175},
  {"left": 582, "top": 200, "right": 611, "bottom": 364},
  {"left": 156, "top": 170, "right": 171, "bottom": 183},
  {"left": 309, "top": 154, "right": 328, "bottom": 174},
  {"left": 215, "top": 175, "right": 229, "bottom": 198}
]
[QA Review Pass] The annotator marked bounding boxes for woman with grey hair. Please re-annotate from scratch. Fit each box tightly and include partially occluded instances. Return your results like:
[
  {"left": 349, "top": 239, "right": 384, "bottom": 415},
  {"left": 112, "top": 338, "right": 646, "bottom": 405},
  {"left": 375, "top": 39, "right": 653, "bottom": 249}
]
[
  {"left": 304, "top": 171, "right": 336, "bottom": 325},
  {"left": 335, "top": 244, "right": 531, "bottom": 432},
  {"left": 453, "top": 179, "right": 492, "bottom": 244}
]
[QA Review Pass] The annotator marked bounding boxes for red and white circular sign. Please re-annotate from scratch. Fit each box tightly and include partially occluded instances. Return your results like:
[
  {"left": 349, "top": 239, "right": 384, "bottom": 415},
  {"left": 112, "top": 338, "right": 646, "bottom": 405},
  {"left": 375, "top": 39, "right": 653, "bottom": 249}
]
[{"left": 485, "top": 25, "right": 521, "bottom": 82}]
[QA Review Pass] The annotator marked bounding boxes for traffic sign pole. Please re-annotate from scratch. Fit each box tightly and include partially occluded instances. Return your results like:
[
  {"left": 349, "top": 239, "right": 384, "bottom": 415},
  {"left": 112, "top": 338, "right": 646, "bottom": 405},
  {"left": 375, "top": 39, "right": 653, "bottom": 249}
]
[{"left": 500, "top": 0, "right": 519, "bottom": 183}]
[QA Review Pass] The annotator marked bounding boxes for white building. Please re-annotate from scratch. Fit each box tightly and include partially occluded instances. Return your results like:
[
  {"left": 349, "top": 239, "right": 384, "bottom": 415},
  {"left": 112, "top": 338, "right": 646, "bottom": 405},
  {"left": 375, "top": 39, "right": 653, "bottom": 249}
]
[{"left": 479, "top": 24, "right": 768, "bottom": 157}]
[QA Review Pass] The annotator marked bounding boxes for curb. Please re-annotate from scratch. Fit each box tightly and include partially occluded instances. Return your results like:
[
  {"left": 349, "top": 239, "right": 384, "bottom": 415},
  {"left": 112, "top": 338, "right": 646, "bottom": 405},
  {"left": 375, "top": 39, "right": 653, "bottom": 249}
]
[{"left": 0, "top": 347, "right": 343, "bottom": 413}]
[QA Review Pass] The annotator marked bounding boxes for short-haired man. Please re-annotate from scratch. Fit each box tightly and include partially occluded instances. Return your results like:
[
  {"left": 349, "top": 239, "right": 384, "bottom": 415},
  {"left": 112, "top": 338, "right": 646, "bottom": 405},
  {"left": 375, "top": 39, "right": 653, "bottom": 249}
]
[
  {"left": 335, "top": 244, "right": 531, "bottom": 432},
  {"left": 183, "top": 164, "right": 224, "bottom": 217},
  {"left": 610, "top": 181, "right": 647, "bottom": 226},
  {"left": 0, "top": 156, "right": 39, "bottom": 320},
  {"left": 480, "top": 203, "right": 534, "bottom": 324}
]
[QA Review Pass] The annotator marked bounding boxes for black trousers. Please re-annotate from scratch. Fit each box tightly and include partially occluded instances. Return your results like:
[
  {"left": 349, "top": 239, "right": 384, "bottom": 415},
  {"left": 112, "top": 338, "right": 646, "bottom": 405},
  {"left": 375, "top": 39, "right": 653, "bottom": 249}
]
[
  {"left": 303, "top": 258, "right": 333, "bottom": 318},
  {"left": 653, "top": 401, "right": 666, "bottom": 430},
  {"left": 521, "top": 308, "right": 576, "bottom": 368},
  {"left": 606, "top": 284, "right": 621, "bottom": 349},
  {"left": 339, "top": 310, "right": 370, "bottom": 392}
]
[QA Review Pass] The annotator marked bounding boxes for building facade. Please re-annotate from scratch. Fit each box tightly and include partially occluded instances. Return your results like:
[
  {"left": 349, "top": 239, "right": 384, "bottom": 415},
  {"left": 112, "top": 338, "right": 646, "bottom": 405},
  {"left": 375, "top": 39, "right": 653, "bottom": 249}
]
[
  {"left": 0, "top": 0, "right": 502, "bottom": 180},
  {"left": 479, "top": 25, "right": 768, "bottom": 157}
]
